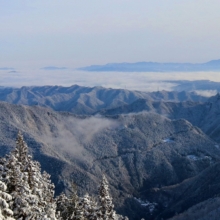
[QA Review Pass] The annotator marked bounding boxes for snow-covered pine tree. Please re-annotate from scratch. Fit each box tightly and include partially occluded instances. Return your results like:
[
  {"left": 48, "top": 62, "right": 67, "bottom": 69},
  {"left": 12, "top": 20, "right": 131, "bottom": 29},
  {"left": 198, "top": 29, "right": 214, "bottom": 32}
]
[
  {"left": 67, "top": 182, "right": 81, "bottom": 219},
  {"left": 56, "top": 182, "right": 85, "bottom": 220},
  {"left": 0, "top": 136, "right": 33, "bottom": 219},
  {"left": 71, "top": 198, "right": 84, "bottom": 220},
  {"left": 116, "top": 214, "right": 129, "bottom": 220},
  {"left": 98, "top": 175, "right": 116, "bottom": 220},
  {"left": 56, "top": 181, "right": 103, "bottom": 220},
  {"left": 0, "top": 180, "right": 14, "bottom": 220},
  {"left": 0, "top": 131, "right": 57, "bottom": 219},
  {"left": 56, "top": 192, "right": 70, "bottom": 219},
  {"left": 26, "top": 159, "right": 57, "bottom": 219},
  {"left": 80, "top": 193, "right": 99, "bottom": 220}
]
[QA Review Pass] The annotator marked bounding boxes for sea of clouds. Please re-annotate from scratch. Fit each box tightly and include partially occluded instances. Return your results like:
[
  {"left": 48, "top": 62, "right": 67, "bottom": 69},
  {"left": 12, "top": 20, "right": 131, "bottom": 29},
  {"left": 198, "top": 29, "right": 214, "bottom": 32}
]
[{"left": 1, "top": 69, "right": 220, "bottom": 95}]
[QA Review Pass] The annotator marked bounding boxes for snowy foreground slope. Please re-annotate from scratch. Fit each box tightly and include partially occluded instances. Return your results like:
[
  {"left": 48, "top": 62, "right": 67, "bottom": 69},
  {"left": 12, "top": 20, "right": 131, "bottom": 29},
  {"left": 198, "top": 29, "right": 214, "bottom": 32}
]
[
  {"left": 0, "top": 100, "right": 220, "bottom": 219},
  {"left": 0, "top": 132, "right": 127, "bottom": 220}
]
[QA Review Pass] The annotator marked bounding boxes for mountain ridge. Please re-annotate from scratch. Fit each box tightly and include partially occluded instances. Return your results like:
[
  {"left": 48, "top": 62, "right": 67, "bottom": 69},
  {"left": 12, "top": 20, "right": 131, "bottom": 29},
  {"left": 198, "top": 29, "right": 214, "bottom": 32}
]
[
  {"left": 78, "top": 59, "right": 220, "bottom": 72},
  {"left": 98, "top": 93, "right": 220, "bottom": 144},
  {"left": 0, "top": 85, "right": 208, "bottom": 115}
]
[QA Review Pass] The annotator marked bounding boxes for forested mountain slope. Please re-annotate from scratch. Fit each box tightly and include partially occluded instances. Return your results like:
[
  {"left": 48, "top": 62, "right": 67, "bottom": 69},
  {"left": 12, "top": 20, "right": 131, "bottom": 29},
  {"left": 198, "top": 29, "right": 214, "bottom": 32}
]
[
  {"left": 99, "top": 94, "right": 220, "bottom": 143},
  {"left": 0, "top": 85, "right": 207, "bottom": 115},
  {"left": 0, "top": 132, "right": 124, "bottom": 220},
  {"left": 0, "top": 101, "right": 219, "bottom": 219},
  {"left": 168, "top": 197, "right": 220, "bottom": 220},
  {"left": 1, "top": 85, "right": 220, "bottom": 219},
  {"left": 149, "top": 162, "right": 220, "bottom": 219}
]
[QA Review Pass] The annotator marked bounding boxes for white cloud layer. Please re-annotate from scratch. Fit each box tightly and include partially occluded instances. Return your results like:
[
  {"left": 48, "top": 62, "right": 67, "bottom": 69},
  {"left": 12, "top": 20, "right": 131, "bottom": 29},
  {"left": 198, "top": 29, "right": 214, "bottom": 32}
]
[
  {"left": 1, "top": 69, "right": 220, "bottom": 92},
  {"left": 194, "top": 90, "right": 218, "bottom": 97}
]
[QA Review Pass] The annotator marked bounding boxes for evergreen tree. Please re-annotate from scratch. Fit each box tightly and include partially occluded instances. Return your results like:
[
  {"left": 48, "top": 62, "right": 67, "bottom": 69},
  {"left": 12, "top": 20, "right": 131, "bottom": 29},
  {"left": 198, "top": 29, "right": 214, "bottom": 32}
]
[
  {"left": 0, "top": 131, "right": 57, "bottom": 219},
  {"left": 0, "top": 132, "right": 129, "bottom": 220},
  {"left": 56, "top": 192, "right": 70, "bottom": 219},
  {"left": 0, "top": 180, "right": 15, "bottom": 220},
  {"left": 98, "top": 175, "right": 116, "bottom": 220},
  {"left": 116, "top": 215, "right": 129, "bottom": 220},
  {"left": 1, "top": 137, "right": 33, "bottom": 219},
  {"left": 56, "top": 190, "right": 100, "bottom": 220},
  {"left": 56, "top": 183, "right": 84, "bottom": 220},
  {"left": 81, "top": 193, "right": 99, "bottom": 220}
]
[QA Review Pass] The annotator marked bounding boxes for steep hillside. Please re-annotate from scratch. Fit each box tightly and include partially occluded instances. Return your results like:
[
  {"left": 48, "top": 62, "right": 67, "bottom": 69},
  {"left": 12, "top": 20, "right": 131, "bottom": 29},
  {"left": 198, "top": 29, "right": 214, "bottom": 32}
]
[
  {"left": 146, "top": 162, "right": 220, "bottom": 219},
  {"left": 0, "top": 101, "right": 219, "bottom": 219},
  {"left": 168, "top": 197, "right": 220, "bottom": 220},
  {"left": 99, "top": 94, "right": 220, "bottom": 144}
]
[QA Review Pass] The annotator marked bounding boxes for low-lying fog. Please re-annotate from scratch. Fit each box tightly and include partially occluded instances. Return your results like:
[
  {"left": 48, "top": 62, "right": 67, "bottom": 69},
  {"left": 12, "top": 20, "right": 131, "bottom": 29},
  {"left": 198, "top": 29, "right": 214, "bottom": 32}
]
[{"left": 1, "top": 69, "right": 220, "bottom": 96}]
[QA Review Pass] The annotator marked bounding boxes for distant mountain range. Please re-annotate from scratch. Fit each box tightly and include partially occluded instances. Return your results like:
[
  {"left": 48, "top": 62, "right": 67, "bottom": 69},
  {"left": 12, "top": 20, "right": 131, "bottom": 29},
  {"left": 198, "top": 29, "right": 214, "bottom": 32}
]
[
  {"left": 0, "top": 85, "right": 208, "bottom": 115},
  {"left": 79, "top": 59, "right": 220, "bottom": 72}
]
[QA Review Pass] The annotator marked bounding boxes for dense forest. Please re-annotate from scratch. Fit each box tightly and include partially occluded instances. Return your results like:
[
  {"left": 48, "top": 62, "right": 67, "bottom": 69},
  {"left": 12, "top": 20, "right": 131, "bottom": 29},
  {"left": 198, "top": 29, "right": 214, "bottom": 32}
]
[{"left": 0, "top": 132, "right": 130, "bottom": 220}]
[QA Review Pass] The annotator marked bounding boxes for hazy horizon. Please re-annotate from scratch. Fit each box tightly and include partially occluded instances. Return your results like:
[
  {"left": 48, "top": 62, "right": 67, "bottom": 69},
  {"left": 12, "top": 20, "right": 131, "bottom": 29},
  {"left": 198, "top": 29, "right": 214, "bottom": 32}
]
[
  {"left": 1, "top": 0, "right": 220, "bottom": 70},
  {"left": 1, "top": 1, "right": 220, "bottom": 91}
]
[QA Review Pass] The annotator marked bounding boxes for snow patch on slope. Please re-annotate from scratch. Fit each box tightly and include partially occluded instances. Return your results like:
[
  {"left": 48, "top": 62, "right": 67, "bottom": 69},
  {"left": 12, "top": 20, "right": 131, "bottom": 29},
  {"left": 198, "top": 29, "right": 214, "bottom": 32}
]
[
  {"left": 187, "top": 155, "right": 212, "bottom": 161},
  {"left": 134, "top": 197, "right": 157, "bottom": 214},
  {"left": 162, "top": 137, "right": 174, "bottom": 143}
]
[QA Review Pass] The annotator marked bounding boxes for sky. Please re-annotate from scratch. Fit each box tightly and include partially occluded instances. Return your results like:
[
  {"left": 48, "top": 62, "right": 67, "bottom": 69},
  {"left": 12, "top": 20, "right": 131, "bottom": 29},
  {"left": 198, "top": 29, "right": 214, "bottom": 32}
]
[{"left": 0, "top": 0, "right": 220, "bottom": 88}]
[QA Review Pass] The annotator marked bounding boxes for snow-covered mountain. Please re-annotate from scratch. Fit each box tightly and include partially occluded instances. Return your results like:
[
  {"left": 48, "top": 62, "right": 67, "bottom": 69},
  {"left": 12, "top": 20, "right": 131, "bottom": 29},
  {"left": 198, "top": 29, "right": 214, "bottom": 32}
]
[
  {"left": 1, "top": 85, "right": 220, "bottom": 219},
  {"left": 0, "top": 101, "right": 219, "bottom": 219},
  {"left": 98, "top": 94, "right": 220, "bottom": 144},
  {"left": 0, "top": 85, "right": 208, "bottom": 115}
]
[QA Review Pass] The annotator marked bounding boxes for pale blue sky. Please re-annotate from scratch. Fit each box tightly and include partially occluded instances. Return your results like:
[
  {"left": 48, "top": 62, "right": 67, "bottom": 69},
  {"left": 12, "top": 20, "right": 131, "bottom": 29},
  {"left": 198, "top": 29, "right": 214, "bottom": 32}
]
[{"left": 0, "top": 0, "right": 220, "bottom": 69}]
